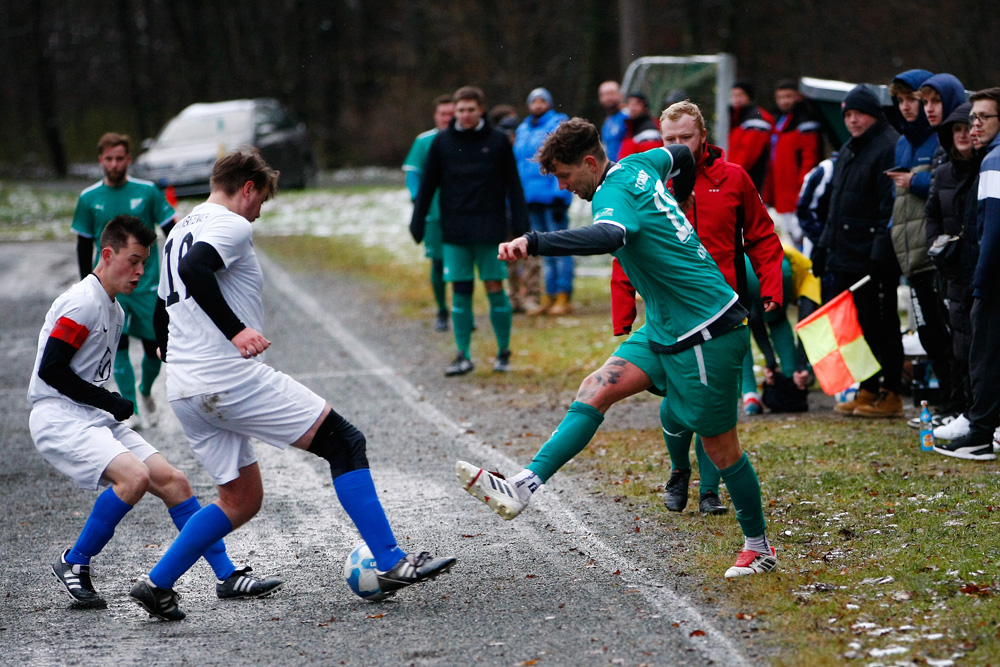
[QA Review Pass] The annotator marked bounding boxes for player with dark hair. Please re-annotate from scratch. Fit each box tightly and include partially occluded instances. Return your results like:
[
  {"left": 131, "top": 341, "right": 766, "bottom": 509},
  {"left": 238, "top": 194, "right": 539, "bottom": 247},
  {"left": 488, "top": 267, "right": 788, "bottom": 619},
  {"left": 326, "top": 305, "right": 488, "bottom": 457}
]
[
  {"left": 30, "top": 215, "right": 276, "bottom": 609},
  {"left": 131, "top": 149, "right": 455, "bottom": 620},
  {"left": 73, "top": 132, "right": 176, "bottom": 429},
  {"left": 457, "top": 119, "right": 777, "bottom": 578}
]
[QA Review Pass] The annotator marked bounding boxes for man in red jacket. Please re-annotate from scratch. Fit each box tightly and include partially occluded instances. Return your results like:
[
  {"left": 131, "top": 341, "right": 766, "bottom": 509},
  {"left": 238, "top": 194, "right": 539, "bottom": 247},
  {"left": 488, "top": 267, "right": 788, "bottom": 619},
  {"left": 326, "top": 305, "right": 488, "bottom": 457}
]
[
  {"left": 728, "top": 80, "right": 774, "bottom": 193},
  {"left": 618, "top": 92, "right": 663, "bottom": 158},
  {"left": 612, "top": 99, "right": 784, "bottom": 513}
]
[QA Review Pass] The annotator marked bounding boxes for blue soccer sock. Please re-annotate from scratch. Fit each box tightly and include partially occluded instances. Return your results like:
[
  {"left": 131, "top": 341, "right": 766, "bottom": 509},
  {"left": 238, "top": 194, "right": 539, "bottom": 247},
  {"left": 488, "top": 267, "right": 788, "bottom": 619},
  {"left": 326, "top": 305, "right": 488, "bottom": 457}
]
[
  {"left": 168, "top": 496, "right": 236, "bottom": 581},
  {"left": 149, "top": 503, "right": 233, "bottom": 589},
  {"left": 66, "top": 486, "right": 133, "bottom": 565},
  {"left": 333, "top": 469, "right": 407, "bottom": 572}
]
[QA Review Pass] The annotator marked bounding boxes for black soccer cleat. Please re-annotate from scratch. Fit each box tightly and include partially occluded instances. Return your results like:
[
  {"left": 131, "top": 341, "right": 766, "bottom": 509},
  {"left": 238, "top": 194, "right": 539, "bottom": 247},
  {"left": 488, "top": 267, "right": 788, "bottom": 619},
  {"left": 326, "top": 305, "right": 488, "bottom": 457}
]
[
  {"left": 375, "top": 552, "right": 456, "bottom": 595},
  {"left": 663, "top": 468, "right": 691, "bottom": 512},
  {"left": 445, "top": 353, "right": 474, "bottom": 376},
  {"left": 216, "top": 565, "right": 284, "bottom": 599},
  {"left": 129, "top": 574, "right": 185, "bottom": 621},
  {"left": 51, "top": 550, "right": 107, "bottom": 609},
  {"left": 698, "top": 491, "right": 729, "bottom": 515}
]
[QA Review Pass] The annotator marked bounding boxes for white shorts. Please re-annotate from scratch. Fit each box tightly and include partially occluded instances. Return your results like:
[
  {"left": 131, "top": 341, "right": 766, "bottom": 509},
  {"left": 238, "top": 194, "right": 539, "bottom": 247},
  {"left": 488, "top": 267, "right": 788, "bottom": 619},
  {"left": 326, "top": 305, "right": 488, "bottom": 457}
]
[
  {"left": 29, "top": 398, "right": 158, "bottom": 491},
  {"left": 169, "top": 363, "right": 326, "bottom": 485}
]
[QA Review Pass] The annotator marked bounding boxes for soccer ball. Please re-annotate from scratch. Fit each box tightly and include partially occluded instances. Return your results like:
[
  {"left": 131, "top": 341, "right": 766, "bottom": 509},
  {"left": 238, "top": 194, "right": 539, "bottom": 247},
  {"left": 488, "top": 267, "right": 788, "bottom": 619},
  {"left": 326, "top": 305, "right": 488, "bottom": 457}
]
[{"left": 343, "top": 543, "right": 389, "bottom": 601}]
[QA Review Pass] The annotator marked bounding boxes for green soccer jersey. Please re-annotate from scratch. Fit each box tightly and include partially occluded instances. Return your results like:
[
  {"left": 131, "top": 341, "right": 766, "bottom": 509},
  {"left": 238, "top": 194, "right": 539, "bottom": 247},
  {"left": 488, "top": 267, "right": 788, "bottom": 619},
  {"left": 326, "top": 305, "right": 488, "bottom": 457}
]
[
  {"left": 71, "top": 177, "right": 175, "bottom": 296},
  {"left": 403, "top": 129, "right": 442, "bottom": 225},
  {"left": 593, "top": 147, "right": 738, "bottom": 348}
]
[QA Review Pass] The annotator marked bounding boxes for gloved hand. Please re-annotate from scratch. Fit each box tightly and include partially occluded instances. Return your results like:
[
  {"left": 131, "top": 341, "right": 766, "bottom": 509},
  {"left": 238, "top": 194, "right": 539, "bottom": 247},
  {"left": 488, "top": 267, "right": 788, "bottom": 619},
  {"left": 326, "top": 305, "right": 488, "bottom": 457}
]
[
  {"left": 109, "top": 392, "right": 135, "bottom": 422},
  {"left": 810, "top": 247, "right": 827, "bottom": 277}
]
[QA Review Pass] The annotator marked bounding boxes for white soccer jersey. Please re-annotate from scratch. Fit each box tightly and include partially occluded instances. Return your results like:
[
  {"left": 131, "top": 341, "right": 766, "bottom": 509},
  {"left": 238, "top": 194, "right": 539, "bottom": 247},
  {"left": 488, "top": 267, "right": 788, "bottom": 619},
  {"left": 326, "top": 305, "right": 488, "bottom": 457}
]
[
  {"left": 28, "top": 274, "right": 123, "bottom": 404},
  {"left": 159, "top": 202, "right": 265, "bottom": 400}
]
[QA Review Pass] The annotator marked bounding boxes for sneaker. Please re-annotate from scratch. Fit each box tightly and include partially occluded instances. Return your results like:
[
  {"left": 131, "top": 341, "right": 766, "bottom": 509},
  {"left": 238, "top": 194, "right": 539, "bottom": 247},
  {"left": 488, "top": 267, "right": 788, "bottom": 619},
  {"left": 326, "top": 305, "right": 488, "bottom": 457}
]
[
  {"left": 435, "top": 311, "right": 449, "bottom": 332},
  {"left": 663, "top": 468, "right": 691, "bottom": 512},
  {"left": 129, "top": 574, "right": 185, "bottom": 621},
  {"left": 908, "top": 413, "right": 952, "bottom": 430},
  {"left": 493, "top": 349, "right": 512, "bottom": 373},
  {"left": 853, "top": 390, "right": 903, "bottom": 418},
  {"left": 994, "top": 427, "right": 1000, "bottom": 452},
  {"left": 375, "top": 552, "right": 456, "bottom": 595},
  {"left": 933, "top": 413, "right": 971, "bottom": 441},
  {"left": 51, "top": 550, "right": 106, "bottom": 608},
  {"left": 724, "top": 546, "right": 778, "bottom": 578},
  {"left": 834, "top": 388, "right": 876, "bottom": 415},
  {"left": 698, "top": 491, "right": 728, "bottom": 515},
  {"left": 216, "top": 566, "right": 284, "bottom": 599},
  {"left": 455, "top": 460, "right": 527, "bottom": 520},
  {"left": 445, "top": 353, "right": 474, "bottom": 376},
  {"left": 932, "top": 432, "right": 996, "bottom": 461},
  {"left": 743, "top": 393, "right": 762, "bottom": 415}
]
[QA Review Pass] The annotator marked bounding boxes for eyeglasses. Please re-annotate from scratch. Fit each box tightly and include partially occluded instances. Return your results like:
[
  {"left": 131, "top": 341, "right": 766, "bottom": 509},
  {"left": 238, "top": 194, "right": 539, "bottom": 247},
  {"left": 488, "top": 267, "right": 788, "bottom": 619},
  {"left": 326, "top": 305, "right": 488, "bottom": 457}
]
[{"left": 969, "top": 113, "right": 1000, "bottom": 126}]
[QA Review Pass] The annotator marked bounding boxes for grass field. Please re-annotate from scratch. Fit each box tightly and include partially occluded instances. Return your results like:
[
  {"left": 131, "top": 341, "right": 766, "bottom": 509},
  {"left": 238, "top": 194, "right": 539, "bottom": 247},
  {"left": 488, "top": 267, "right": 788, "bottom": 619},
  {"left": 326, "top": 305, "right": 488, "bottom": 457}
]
[{"left": 260, "top": 232, "right": 1000, "bottom": 667}]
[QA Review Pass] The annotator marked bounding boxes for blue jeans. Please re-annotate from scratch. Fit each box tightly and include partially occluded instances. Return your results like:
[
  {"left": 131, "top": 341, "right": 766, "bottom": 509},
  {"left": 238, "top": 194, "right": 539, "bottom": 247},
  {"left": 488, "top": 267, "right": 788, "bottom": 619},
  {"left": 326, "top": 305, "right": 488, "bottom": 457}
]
[{"left": 529, "top": 203, "right": 574, "bottom": 295}]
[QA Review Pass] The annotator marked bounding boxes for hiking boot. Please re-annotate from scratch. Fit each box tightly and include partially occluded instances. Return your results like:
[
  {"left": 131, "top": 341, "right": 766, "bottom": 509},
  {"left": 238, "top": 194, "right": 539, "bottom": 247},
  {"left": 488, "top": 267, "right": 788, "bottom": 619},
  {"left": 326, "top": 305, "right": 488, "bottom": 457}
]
[
  {"left": 698, "top": 491, "right": 728, "bottom": 515},
  {"left": 375, "top": 552, "right": 456, "bottom": 595},
  {"left": 834, "top": 388, "right": 876, "bottom": 415},
  {"left": 725, "top": 546, "right": 778, "bottom": 578},
  {"left": 216, "top": 566, "right": 284, "bottom": 599},
  {"left": 933, "top": 413, "right": 970, "bottom": 440},
  {"left": 547, "top": 293, "right": 573, "bottom": 316},
  {"left": 435, "top": 310, "right": 449, "bottom": 332},
  {"left": 444, "top": 353, "right": 474, "bottom": 376},
  {"left": 456, "top": 460, "right": 527, "bottom": 520},
  {"left": 51, "top": 550, "right": 106, "bottom": 609},
  {"left": 129, "top": 574, "right": 185, "bottom": 621},
  {"left": 933, "top": 432, "right": 996, "bottom": 461},
  {"left": 853, "top": 390, "right": 903, "bottom": 418},
  {"left": 493, "top": 349, "right": 512, "bottom": 373},
  {"left": 663, "top": 468, "right": 691, "bottom": 512}
]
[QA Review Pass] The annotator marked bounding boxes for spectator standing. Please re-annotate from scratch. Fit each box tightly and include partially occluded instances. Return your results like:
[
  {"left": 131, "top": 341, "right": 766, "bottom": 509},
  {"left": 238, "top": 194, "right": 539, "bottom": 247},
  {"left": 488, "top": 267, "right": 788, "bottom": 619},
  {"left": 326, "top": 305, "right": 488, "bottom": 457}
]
[
  {"left": 728, "top": 80, "right": 774, "bottom": 193},
  {"left": 411, "top": 86, "right": 529, "bottom": 376},
  {"left": 514, "top": 88, "right": 575, "bottom": 316},
  {"left": 763, "top": 79, "right": 821, "bottom": 251},
  {"left": 617, "top": 92, "right": 663, "bottom": 158},
  {"left": 599, "top": 80, "right": 629, "bottom": 162},
  {"left": 403, "top": 95, "right": 455, "bottom": 332},
  {"left": 815, "top": 85, "right": 902, "bottom": 418},
  {"left": 933, "top": 88, "right": 1000, "bottom": 460}
]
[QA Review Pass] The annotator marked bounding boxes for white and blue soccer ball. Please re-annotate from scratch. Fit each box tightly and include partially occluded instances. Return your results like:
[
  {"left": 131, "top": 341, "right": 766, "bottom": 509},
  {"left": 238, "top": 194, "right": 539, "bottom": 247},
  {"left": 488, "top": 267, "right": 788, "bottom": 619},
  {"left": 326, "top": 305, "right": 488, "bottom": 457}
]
[{"left": 343, "top": 543, "right": 389, "bottom": 601}]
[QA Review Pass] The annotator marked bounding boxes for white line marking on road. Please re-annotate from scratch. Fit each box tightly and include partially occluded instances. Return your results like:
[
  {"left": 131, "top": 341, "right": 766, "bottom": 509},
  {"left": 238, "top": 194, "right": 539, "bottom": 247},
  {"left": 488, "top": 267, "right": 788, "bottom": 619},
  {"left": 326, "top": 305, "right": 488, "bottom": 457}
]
[{"left": 260, "top": 253, "right": 753, "bottom": 667}]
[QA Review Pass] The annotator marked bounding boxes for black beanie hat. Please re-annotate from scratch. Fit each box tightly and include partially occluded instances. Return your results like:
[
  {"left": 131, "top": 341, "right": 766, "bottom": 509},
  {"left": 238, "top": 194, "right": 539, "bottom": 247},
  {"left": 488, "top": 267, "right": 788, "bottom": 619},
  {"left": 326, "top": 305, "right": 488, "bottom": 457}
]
[
  {"left": 841, "top": 85, "right": 883, "bottom": 118},
  {"left": 733, "top": 79, "right": 755, "bottom": 100}
]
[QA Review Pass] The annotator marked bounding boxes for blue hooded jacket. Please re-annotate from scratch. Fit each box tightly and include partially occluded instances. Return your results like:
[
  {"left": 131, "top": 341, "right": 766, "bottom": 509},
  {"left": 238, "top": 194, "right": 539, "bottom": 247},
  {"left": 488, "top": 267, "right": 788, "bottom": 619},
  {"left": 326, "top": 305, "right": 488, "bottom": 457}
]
[
  {"left": 975, "top": 132, "right": 1000, "bottom": 299},
  {"left": 921, "top": 73, "right": 967, "bottom": 121},
  {"left": 891, "top": 69, "right": 936, "bottom": 198},
  {"left": 513, "top": 108, "right": 573, "bottom": 206}
]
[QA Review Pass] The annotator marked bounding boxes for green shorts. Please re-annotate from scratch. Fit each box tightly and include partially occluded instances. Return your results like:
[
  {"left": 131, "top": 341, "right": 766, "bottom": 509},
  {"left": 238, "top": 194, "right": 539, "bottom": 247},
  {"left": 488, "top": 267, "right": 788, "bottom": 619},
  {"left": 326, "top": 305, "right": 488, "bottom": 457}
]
[
  {"left": 118, "top": 289, "right": 157, "bottom": 341},
  {"left": 442, "top": 242, "right": 508, "bottom": 283},
  {"left": 423, "top": 217, "right": 443, "bottom": 260},
  {"left": 613, "top": 324, "right": 748, "bottom": 437}
]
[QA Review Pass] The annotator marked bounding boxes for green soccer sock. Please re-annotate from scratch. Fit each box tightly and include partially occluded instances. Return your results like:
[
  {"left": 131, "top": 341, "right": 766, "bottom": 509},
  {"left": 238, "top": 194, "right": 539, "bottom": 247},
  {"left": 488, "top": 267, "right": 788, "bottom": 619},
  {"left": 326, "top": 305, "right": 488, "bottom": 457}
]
[
  {"left": 139, "top": 351, "right": 161, "bottom": 397},
  {"left": 451, "top": 292, "right": 473, "bottom": 357},
  {"left": 768, "top": 318, "right": 798, "bottom": 374},
  {"left": 741, "top": 347, "right": 758, "bottom": 395},
  {"left": 659, "top": 402, "right": 693, "bottom": 471},
  {"left": 113, "top": 347, "right": 138, "bottom": 414},
  {"left": 487, "top": 290, "right": 512, "bottom": 353},
  {"left": 718, "top": 452, "right": 766, "bottom": 538},
  {"left": 694, "top": 436, "right": 721, "bottom": 496},
  {"left": 526, "top": 401, "right": 605, "bottom": 482},
  {"left": 431, "top": 260, "right": 447, "bottom": 314}
]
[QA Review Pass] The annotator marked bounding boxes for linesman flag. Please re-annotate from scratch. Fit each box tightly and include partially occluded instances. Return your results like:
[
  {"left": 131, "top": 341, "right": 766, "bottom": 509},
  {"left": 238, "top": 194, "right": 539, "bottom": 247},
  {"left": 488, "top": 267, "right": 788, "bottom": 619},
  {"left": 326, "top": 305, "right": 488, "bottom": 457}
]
[{"left": 794, "top": 276, "right": 880, "bottom": 395}]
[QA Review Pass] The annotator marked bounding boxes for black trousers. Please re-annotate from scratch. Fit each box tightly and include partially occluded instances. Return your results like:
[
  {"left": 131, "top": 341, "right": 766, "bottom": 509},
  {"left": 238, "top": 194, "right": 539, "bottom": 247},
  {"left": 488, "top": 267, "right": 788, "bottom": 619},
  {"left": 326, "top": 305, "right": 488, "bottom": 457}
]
[
  {"left": 968, "top": 296, "right": 1000, "bottom": 438},
  {"left": 944, "top": 278, "right": 974, "bottom": 415},
  {"left": 833, "top": 271, "right": 903, "bottom": 394},
  {"left": 908, "top": 271, "right": 960, "bottom": 412}
]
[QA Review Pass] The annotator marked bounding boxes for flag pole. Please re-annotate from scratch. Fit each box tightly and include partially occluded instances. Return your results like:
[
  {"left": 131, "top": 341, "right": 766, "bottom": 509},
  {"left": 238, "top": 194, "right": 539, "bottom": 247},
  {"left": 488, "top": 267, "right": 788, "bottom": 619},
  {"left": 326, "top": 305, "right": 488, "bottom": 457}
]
[{"left": 849, "top": 275, "right": 872, "bottom": 292}]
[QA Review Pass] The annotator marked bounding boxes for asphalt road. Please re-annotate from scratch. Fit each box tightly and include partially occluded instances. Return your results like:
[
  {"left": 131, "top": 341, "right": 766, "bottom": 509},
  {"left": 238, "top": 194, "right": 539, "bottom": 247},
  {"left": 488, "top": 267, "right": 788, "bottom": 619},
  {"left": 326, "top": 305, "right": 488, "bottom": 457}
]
[{"left": 0, "top": 241, "right": 769, "bottom": 666}]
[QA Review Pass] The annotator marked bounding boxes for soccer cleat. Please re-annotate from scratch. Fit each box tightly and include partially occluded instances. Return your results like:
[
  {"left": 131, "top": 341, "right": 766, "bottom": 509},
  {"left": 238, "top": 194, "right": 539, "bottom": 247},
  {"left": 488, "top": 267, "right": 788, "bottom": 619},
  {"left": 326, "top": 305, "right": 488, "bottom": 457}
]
[
  {"left": 129, "top": 574, "right": 185, "bottom": 621},
  {"left": 743, "top": 392, "right": 763, "bottom": 415},
  {"left": 724, "top": 546, "right": 778, "bottom": 578},
  {"left": 139, "top": 393, "right": 157, "bottom": 425},
  {"left": 435, "top": 310, "right": 449, "bottom": 332},
  {"left": 698, "top": 491, "right": 729, "bottom": 515},
  {"left": 456, "top": 460, "right": 527, "bottom": 520},
  {"left": 932, "top": 432, "right": 996, "bottom": 461},
  {"left": 663, "top": 468, "right": 691, "bottom": 512},
  {"left": 933, "top": 413, "right": 970, "bottom": 440},
  {"left": 493, "top": 349, "right": 512, "bottom": 373},
  {"left": 51, "top": 550, "right": 106, "bottom": 609},
  {"left": 123, "top": 414, "right": 145, "bottom": 430},
  {"left": 375, "top": 552, "right": 456, "bottom": 595},
  {"left": 216, "top": 566, "right": 284, "bottom": 599},
  {"left": 445, "top": 353, "right": 474, "bottom": 377}
]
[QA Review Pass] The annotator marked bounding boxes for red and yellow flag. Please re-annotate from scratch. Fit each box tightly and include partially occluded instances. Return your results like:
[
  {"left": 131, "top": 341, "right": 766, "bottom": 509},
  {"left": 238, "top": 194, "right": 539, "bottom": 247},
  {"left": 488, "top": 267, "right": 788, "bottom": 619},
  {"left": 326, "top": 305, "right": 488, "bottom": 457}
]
[{"left": 794, "top": 286, "right": 880, "bottom": 395}]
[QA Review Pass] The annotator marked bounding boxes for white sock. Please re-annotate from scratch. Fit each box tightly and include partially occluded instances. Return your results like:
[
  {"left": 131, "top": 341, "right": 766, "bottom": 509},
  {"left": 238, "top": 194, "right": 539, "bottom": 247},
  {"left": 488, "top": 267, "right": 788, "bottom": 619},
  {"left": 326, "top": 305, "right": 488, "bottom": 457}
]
[
  {"left": 509, "top": 469, "right": 541, "bottom": 502},
  {"left": 744, "top": 534, "right": 771, "bottom": 555}
]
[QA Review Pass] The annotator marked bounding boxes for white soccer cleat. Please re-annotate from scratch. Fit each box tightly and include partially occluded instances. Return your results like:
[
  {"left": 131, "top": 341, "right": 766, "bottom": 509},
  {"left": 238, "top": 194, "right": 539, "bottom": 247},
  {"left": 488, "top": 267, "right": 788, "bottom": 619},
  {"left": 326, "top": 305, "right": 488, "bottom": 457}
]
[
  {"left": 455, "top": 461, "right": 527, "bottom": 520},
  {"left": 724, "top": 546, "right": 777, "bottom": 578}
]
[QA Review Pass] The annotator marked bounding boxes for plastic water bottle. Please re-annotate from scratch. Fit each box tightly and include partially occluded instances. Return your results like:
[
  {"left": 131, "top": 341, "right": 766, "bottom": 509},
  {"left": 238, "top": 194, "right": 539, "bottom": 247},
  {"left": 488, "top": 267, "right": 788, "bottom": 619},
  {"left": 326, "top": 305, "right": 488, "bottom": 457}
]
[{"left": 919, "top": 400, "right": 935, "bottom": 451}]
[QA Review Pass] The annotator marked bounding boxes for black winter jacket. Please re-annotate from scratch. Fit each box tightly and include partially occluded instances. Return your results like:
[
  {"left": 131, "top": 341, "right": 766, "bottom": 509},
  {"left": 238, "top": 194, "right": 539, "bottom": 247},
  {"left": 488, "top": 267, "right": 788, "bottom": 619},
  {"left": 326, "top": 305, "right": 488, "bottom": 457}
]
[
  {"left": 411, "top": 118, "right": 529, "bottom": 246},
  {"left": 926, "top": 159, "right": 980, "bottom": 287},
  {"left": 819, "top": 117, "right": 899, "bottom": 274}
]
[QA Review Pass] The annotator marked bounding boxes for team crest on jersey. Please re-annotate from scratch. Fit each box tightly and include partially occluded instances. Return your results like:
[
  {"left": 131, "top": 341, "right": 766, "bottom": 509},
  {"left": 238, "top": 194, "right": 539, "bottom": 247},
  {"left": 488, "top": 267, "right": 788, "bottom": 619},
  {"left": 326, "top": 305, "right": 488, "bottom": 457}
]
[
  {"left": 131, "top": 198, "right": 143, "bottom": 210},
  {"left": 95, "top": 347, "right": 113, "bottom": 383},
  {"left": 596, "top": 207, "right": 615, "bottom": 218},
  {"left": 634, "top": 170, "right": 650, "bottom": 191}
]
